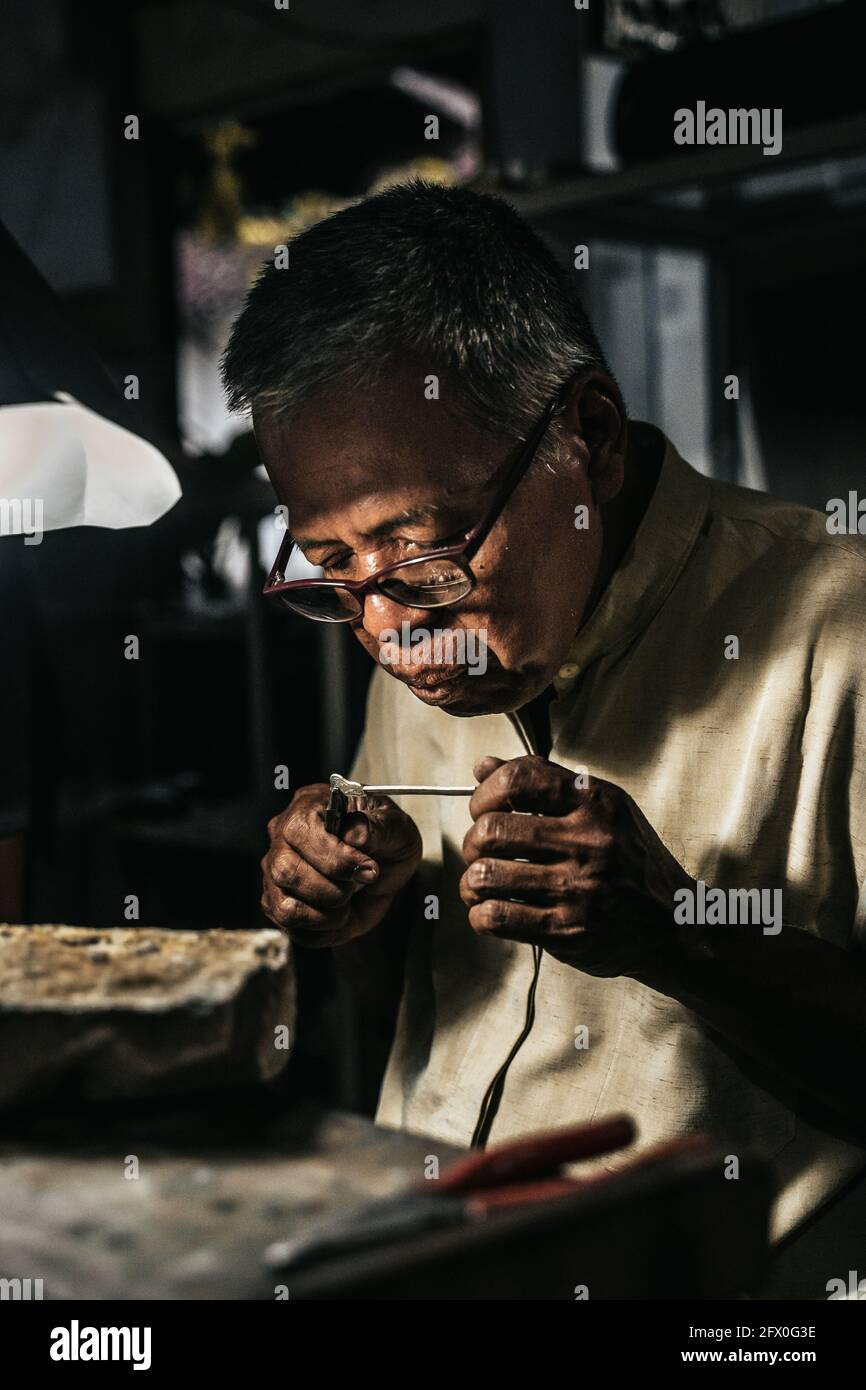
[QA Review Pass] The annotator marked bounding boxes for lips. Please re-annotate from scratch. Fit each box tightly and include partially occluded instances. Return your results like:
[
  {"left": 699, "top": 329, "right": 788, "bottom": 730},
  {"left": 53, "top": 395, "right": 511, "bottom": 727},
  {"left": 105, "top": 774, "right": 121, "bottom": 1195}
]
[{"left": 400, "top": 667, "right": 466, "bottom": 690}]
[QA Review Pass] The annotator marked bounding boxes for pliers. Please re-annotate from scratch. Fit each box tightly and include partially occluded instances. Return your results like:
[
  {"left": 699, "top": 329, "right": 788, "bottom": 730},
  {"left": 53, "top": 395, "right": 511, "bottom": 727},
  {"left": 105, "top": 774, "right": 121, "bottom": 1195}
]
[{"left": 264, "top": 1115, "right": 650, "bottom": 1275}]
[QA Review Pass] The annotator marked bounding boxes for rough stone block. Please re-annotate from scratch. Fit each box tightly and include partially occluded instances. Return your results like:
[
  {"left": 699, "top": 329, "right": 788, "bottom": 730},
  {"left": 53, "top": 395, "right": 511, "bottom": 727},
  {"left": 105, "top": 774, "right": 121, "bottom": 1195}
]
[{"left": 0, "top": 924, "right": 294, "bottom": 1106}]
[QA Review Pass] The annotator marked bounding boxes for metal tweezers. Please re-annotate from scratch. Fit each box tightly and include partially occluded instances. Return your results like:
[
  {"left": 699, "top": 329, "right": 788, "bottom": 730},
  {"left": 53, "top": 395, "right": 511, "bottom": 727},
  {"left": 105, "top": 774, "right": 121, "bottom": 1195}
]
[{"left": 325, "top": 772, "right": 475, "bottom": 838}]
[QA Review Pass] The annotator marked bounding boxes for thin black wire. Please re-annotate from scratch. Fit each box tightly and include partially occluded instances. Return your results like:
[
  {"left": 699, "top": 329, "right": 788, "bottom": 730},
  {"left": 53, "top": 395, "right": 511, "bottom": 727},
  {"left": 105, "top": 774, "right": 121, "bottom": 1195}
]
[{"left": 470, "top": 945, "right": 543, "bottom": 1149}]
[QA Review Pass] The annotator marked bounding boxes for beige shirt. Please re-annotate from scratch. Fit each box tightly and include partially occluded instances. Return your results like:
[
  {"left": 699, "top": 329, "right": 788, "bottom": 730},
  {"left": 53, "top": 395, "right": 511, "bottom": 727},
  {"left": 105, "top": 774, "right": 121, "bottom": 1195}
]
[{"left": 348, "top": 427, "right": 866, "bottom": 1241}]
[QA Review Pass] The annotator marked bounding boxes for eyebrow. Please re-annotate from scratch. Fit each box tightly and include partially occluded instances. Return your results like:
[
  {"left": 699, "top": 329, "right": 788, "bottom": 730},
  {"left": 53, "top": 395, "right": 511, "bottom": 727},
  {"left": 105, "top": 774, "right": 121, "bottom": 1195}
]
[{"left": 294, "top": 503, "right": 453, "bottom": 554}]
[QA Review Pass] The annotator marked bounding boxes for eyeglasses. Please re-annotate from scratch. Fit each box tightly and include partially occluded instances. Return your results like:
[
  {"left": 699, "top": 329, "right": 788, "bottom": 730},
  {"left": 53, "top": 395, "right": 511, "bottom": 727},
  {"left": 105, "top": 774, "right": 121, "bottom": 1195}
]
[{"left": 263, "top": 384, "right": 568, "bottom": 622}]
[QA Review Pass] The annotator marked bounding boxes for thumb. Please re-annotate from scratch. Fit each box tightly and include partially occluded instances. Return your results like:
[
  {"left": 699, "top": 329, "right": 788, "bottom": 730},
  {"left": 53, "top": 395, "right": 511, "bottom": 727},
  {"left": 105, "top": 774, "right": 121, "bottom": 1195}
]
[
  {"left": 342, "top": 798, "right": 420, "bottom": 864},
  {"left": 473, "top": 755, "right": 506, "bottom": 784}
]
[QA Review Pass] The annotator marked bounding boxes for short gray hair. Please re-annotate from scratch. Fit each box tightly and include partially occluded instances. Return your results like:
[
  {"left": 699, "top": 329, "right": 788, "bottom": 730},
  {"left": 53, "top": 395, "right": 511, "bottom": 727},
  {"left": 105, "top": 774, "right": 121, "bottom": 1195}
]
[{"left": 222, "top": 180, "right": 617, "bottom": 441}]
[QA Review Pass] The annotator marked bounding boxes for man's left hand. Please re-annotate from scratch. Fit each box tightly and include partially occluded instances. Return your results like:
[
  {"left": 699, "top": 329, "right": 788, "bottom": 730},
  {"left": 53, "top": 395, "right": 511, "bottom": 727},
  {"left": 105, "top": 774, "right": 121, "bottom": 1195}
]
[{"left": 460, "top": 754, "right": 694, "bottom": 978}]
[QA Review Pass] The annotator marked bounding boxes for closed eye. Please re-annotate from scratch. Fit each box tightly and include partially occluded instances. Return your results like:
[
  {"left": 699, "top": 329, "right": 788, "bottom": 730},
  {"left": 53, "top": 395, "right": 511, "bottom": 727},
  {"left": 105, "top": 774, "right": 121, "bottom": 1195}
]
[{"left": 322, "top": 527, "right": 469, "bottom": 575}]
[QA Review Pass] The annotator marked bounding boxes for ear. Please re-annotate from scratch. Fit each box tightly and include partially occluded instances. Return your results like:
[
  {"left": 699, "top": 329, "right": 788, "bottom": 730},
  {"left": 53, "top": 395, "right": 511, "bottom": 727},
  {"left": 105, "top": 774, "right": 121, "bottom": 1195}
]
[{"left": 558, "top": 372, "right": 626, "bottom": 507}]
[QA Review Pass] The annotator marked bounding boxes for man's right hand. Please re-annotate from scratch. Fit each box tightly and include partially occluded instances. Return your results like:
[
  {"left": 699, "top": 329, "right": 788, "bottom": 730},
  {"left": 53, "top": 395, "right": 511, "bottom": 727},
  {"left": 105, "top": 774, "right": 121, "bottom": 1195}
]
[{"left": 261, "top": 784, "right": 423, "bottom": 947}]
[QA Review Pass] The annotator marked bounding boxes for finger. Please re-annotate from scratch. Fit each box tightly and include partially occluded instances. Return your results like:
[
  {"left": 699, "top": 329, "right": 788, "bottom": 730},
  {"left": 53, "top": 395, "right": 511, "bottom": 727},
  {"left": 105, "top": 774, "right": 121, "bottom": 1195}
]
[
  {"left": 461, "top": 857, "right": 591, "bottom": 909},
  {"left": 469, "top": 755, "right": 580, "bottom": 819},
  {"left": 261, "top": 880, "right": 373, "bottom": 948},
  {"left": 467, "top": 897, "right": 587, "bottom": 942},
  {"left": 473, "top": 755, "right": 506, "bottom": 783},
  {"left": 282, "top": 808, "right": 379, "bottom": 881},
  {"left": 342, "top": 799, "right": 420, "bottom": 866},
  {"left": 463, "top": 811, "right": 574, "bottom": 865},
  {"left": 267, "top": 846, "right": 373, "bottom": 908},
  {"left": 260, "top": 883, "right": 349, "bottom": 938}
]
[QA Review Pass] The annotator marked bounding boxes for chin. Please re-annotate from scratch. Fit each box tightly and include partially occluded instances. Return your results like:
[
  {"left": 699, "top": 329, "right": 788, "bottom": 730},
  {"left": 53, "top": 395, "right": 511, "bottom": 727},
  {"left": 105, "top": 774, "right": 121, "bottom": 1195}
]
[{"left": 407, "top": 674, "right": 537, "bottom": 717}]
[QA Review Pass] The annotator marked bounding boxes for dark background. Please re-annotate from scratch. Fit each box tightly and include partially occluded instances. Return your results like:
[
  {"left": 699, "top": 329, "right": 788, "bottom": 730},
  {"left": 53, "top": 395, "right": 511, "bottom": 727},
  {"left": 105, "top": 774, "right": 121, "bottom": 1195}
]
[{"left": 1, "top": 0, "right": 863, "bottom": 1108}]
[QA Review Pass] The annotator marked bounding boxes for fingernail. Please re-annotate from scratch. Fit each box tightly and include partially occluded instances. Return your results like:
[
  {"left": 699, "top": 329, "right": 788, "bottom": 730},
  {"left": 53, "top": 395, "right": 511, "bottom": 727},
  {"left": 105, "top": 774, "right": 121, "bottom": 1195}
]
[{"left": 354, "top": 862, "right": 378, "bottom": 883}]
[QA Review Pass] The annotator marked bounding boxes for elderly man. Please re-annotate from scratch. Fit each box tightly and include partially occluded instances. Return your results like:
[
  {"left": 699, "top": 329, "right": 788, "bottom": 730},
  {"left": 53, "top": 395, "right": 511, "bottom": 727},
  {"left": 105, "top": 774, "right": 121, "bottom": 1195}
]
[{"left": 222, "top": 182, "right": 866, "bottom": 1249}]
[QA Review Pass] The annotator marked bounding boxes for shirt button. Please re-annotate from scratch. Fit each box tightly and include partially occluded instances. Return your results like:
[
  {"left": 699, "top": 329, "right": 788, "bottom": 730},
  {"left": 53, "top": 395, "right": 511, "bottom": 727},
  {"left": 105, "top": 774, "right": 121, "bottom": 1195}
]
[{"left": 557, "top": 662, "right": 580, "bottom": 681}]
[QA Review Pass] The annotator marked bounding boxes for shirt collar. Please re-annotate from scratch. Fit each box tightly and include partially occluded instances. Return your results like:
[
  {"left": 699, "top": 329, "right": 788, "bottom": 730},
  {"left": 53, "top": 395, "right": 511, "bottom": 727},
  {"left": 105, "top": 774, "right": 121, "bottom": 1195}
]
[{"left": 553, "top": 426, "right": 710, "bottom": 691}]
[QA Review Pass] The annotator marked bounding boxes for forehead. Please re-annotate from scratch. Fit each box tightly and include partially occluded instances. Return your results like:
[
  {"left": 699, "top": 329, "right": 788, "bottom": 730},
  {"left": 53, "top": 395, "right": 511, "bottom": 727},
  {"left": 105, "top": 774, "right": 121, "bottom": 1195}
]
[{"left": 254, "top": 376, "right": 500, "bottom": 521}]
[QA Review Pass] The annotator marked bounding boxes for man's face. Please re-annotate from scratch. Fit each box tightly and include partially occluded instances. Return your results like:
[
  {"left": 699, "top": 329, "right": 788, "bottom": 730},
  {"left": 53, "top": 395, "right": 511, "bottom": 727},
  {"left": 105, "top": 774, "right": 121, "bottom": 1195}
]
[{"left": 255, "top": 368, "right": 624, "bottom": 716}]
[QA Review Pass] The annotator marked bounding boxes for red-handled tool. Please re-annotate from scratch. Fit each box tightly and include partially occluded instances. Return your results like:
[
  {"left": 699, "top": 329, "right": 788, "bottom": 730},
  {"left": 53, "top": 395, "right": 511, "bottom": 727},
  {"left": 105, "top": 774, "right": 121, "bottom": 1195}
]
[{"left": 264, "top": 1114, "right": 646, "bottom": 1273}]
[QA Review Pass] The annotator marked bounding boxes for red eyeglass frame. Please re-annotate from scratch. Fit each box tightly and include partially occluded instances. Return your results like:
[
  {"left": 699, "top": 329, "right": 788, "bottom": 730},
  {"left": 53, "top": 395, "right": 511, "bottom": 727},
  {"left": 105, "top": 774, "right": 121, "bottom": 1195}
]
[{"left": 263, "top": 382, "right": 569, "bottom": 617}]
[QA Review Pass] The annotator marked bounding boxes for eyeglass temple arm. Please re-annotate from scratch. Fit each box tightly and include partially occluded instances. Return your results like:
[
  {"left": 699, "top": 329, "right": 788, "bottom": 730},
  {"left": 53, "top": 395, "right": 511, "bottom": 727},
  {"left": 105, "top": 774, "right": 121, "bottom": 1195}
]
[
  {"left": 267, "top": 524, "right": 296, "bottom": 586},
  {"left": 462, "top": 391, "right": 566, "bottom": 562}
]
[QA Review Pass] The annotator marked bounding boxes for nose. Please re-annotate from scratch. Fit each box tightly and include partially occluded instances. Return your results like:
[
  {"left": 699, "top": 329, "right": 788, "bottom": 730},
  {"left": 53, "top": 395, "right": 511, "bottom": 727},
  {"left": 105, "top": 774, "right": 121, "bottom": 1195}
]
[{"left": 360, "top": 589, "right": 437, "bottom": 649}]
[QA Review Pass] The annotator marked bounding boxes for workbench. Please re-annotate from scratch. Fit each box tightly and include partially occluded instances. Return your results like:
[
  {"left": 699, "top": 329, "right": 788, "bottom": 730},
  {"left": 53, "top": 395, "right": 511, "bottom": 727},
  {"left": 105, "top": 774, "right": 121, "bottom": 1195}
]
[
  {"left": 0, "top": 1091, "right": 773, "bottom": 1299},
  {"left": 0, "top": 1101, "right": 459, "bottom": 1300}
]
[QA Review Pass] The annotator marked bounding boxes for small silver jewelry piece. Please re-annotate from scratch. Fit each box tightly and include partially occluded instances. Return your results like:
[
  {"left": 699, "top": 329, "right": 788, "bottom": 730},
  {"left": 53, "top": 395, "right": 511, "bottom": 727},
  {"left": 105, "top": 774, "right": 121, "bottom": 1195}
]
[
  {"left": 329, "top": 773, "right": 475, "bottom": 798},
  {"left": 325, "top": 772, "right": 474, "bottom": 838}
]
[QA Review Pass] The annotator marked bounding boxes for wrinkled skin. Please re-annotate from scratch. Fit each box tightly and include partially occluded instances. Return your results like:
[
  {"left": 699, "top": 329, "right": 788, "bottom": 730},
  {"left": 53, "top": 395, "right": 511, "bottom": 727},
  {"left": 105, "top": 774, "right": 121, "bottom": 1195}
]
[
  {"left": 460, "top": 755, "right": 693, "bottom": 976},
  {"left": 256, "top": 366, "right": 682, "bottom": 962},
  {"left": 254, "top": 366, "right": 639, "bottom": 721},
  {"left": 261, "top": 785, "right": 422, "bottom": 948},
  {"left": 245, "top": 356, "right": 866, "bottom": 1141}
]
